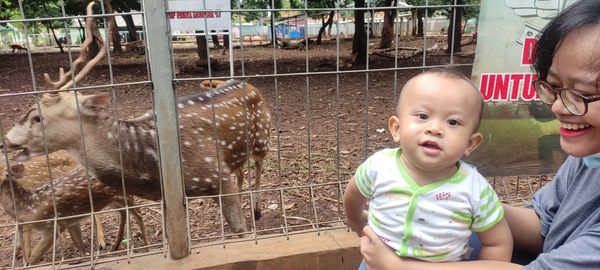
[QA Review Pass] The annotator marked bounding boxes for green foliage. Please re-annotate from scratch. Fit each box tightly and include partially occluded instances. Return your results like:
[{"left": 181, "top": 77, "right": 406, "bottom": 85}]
[{"left": 407, "top": 0, "right": 480, "bottom": 20}]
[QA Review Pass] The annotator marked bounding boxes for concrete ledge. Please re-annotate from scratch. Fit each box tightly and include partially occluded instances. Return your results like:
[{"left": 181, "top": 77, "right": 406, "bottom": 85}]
[{"left": 98, "top": 228, "right": 362, "bottom": 270}]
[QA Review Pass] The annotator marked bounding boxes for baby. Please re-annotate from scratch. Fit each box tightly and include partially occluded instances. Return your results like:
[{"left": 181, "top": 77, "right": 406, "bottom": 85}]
[{"left": 344, "top": 69, "right": 512, "bottom": 265}]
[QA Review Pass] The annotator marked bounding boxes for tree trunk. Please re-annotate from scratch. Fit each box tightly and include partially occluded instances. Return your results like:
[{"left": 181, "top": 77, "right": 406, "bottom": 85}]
[
  {"left": 446, "top": 0, "right": 463, "bottom": 53},
  {"left": 195, "top": 30, "right": 209, "bottom": 66},
  {"left": 103, "top": 0, "right": 122, "bottom": 53},
  {"left": 317, "top": 11, "right": 334, "bottom": 45},
  {"left": 352, "top": 0, "right": 367, "bottom": 64},
  {"left": 122, "top": 14, "right": 138, "bottom": 42},
  {"left": 378, "top": 0, "right": 396, "bottom": 49},
  {"left": 211, "top": 30, "right": 221, "bottom": 48},
  {"left": 77, "top": 18, "right": 85, "bottom": 42},
  {"left": 270, "top": 13, "right": 277, "bottom": 47},
  {"left": 43, "top": 3, "right": 64, "bottom": 53},
  {"left": 223, "top": 30, "right": 230, "bottom": 49},
  {"left": 411, "top": 10, "right": 417, "bottom": 37},
  {"left": 369, "top": 10, "right": 376, "bottom": 38},
  {"left": 416, "top": 8, "right": 424, "bottom": 37}
]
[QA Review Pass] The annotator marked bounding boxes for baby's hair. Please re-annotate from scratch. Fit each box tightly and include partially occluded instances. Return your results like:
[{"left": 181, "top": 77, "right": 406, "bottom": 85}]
[
  {"left": 396, "top": 68, "right": 484, "bottom": 131},
  {"left": 533, "top": 0, "right": 600, "bottom": 80}
]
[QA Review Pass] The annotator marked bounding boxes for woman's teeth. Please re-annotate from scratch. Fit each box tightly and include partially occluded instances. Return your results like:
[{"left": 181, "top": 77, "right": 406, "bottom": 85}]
[{"left": 561, "top": 123, "right": 590, "bottom": 130}]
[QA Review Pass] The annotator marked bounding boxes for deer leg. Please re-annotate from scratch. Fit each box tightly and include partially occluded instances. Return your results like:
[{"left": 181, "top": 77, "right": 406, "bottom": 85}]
[
  {"left": 94, "top": 215, "right": 107, "bottom": 250},
  {"left": 220, "top": 176, "right": 248, "bottom": 236},
  {"left": 16, "top": 224, "right": 32, "bottom": 262},
  {"left": 126, "top": 197, "right": 149, "bottom": 246},
  {"left": 66, "top": 224, "right": 87, "bottom": 257},
  {"left": 235, "top": 168, "right": 244, "bottom": 193},
  {"left": 110, "top": 208, "right": 126, "bottom": 251},
  {"left": 252, "top": 160, "right": 263, "bottom": 220},
  {"left": 28, "top": 229, "right": 56, "bottom": 264}
]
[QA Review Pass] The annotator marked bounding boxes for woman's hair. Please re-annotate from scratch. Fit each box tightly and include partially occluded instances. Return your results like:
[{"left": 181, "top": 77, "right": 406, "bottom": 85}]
[{"left": 533, "top": 0, "right": 600, "bottom": 79}]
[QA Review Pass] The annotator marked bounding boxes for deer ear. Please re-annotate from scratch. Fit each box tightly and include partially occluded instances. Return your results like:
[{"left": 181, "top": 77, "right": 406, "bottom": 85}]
[
  {"left": 9, "top": 164, "right": 25, "bottom": 177},
  {"left": 81, "top": 93, "right": 111, "bottom": 116}
]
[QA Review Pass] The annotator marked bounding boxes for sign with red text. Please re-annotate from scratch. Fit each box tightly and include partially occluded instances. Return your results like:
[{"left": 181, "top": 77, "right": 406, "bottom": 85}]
[
  {"left": 467, "top": 0, "right": 581, "bottom": 176},
  {"left": 168, "top": 0, "right": 231, "bottom": 33}
]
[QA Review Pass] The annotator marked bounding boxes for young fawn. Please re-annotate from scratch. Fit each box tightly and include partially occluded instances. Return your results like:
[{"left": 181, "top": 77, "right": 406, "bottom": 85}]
[
  {"left": 10, "top": 44, "right": 28, "bottom": 53},
  {"left": 0, "top": 151, "right": 149, "bottom": 264}
]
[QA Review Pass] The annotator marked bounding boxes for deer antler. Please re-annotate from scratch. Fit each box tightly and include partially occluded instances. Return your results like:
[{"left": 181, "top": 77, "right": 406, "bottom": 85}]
[{"left": 43, "top": 1, "right": 109, "bottom": 91}]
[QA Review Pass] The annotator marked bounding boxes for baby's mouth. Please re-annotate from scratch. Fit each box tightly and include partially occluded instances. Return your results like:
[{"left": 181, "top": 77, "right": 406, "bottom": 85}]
[{"left": 421, "top": 141, "right": 441, "bottom": 150}]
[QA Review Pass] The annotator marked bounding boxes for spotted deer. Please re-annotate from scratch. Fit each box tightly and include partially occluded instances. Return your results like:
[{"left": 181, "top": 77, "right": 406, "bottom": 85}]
[
  {"left": 1, "top": 77, "right": 272, "bottom": 231},
  {"left": 1, "top": 1, "right": 270, "bottom": 233},
  {"left": 0, "top": 152, "right": 149, "bottom": 264},
  {"left": 7, "top": 151, "right": 148, "bottom": 261}
]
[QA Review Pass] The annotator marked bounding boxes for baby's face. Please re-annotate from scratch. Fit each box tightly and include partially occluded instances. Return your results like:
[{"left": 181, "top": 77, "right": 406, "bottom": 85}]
[{"left": 390, "top": 74, "right": 482, "bottom": 172}]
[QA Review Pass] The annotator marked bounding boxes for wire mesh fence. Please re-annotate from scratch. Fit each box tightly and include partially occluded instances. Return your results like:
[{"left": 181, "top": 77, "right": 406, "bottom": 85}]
[{"left": 0, "top": 0, "right": 552, "bottom": 268}]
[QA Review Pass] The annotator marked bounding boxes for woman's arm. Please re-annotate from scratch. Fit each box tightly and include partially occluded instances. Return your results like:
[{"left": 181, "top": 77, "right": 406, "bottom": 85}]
[
  {"left": 361, "top": 225, "right": 523, "bottom": 270},
  {"left": 502, "top": 204, "right": 543, "bottom": 254},
  {"left": 477, "top": 218, "right": 513, "bottom": 261},
  {"left": 343, "top": 176, "right": 369, "bottom": 236}
]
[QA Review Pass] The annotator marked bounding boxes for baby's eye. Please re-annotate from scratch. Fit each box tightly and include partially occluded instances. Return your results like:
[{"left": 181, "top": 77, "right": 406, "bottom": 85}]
[
  {"left": 416, "top": 113, "right": 428, "bottom": 120},
  {"left": 448, "top": 119, "right": 461, "bottom": 126}
]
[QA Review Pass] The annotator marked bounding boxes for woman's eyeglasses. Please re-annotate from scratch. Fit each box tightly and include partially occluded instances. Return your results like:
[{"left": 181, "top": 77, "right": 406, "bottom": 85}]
[{"left": 533, "top": 80, "right": 600, "bottom": 116}]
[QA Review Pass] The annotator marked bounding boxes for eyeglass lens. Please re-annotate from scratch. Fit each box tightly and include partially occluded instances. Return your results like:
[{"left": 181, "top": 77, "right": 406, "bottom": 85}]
[{"left": 535, "top": 82, "right": 585, "bottom": 115}]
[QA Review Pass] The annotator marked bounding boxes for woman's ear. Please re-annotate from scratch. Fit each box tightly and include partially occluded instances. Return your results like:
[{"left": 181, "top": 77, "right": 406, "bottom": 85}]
[
  {"left": 388, "top": 116, "right": 402, "bottom": 144},
  {"left": 464, "top": 132, "right": 483, "bottom": 156}
]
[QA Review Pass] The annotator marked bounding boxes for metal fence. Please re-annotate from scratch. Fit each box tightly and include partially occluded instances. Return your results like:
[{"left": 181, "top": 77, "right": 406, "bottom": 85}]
[{"left": 0, "top": 0, "right": 549, "bottom": 269}]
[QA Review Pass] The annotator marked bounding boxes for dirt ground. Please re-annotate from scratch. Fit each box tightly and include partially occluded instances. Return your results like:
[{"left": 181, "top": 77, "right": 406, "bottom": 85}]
[{"left": 0, "top": 37, "right": 550, "bottom": 268}]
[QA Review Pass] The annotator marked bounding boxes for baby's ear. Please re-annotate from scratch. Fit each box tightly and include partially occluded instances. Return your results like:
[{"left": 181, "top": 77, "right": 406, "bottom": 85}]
[
  {"left": 388, "top": 116, "right": 402, "bottom": 144},
  {"left": 464, "top": 132, "right": 483, "bottom": 156}
]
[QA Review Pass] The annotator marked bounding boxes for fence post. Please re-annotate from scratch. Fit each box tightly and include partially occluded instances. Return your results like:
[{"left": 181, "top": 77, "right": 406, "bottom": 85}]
[{"left": 141, "top": 0, "right": 189, "bottom": 259}]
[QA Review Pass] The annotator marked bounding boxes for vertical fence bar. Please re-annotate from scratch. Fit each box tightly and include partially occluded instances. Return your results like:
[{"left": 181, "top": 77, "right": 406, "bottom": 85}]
[{"left": 141, "top": 0, "right": 189, "bottom": 259}]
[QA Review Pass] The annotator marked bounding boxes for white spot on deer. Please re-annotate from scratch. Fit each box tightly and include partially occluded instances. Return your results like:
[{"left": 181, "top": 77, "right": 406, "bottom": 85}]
[
  {"left": 125, "top": 140, "right": 131, "bottom": 151},
  {"left": 145, "top": 148, "right": 158, "bottom": 161}
]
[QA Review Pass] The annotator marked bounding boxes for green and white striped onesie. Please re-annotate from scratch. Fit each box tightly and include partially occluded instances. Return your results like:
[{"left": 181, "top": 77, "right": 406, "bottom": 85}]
[{"left": 354, "top": 148, "right": 503, "bottom": 262}]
